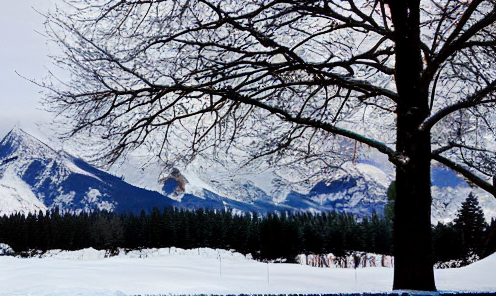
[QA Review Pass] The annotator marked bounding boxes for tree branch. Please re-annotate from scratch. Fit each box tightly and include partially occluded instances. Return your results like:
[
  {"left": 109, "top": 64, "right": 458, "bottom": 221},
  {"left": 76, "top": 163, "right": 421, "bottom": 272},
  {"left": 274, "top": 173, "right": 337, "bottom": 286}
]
[
  {"left": 220, "top": 88, "right": 400, "bottom": 164},
  {"left": 419, "top": 80, "right": 496, "bottom": 132},
  {"left": 432, "top": 154, "right": 496, "bottom": 197},
  {"left": 422, "top": 4, "right": 496, "bottom": 85}
]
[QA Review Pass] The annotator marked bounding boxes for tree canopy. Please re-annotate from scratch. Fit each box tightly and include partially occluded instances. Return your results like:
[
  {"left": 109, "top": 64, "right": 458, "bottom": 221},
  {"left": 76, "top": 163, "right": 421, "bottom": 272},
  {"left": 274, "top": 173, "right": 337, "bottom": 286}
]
[{"left": 40, "top": 0, "right": 496, "bottom": 291}]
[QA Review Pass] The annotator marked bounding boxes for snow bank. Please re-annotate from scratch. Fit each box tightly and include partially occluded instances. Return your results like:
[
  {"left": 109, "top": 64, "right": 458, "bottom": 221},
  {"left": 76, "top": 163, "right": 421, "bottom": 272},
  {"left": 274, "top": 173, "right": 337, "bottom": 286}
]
[
  {"left": 0, "top": 247, "right": 494, "bottom": 296},
  {"left": 28, "top": 247, "right": 252, "bottom": 262},
  {"left": 20, "top": 247, "right": 391, "bottom": 268},
  {"left": 0, "top": 243, "right": 14, "bottom": 255},
  {"left": 39, "top": 248, "right": 107, "bottom": 261},
  {"left": 116, "top": 247, "right": 251, "bottom": 262},
  {"left": 297, "top": 252, "right": 394, "bottom": 268}
]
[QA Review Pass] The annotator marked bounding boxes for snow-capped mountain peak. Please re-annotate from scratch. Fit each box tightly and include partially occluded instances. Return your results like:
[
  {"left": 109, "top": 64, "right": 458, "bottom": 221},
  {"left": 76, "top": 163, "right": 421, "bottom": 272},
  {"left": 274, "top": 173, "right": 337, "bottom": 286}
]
[
  {"left": 0, "top": 128, "right": 178, "bottom": 216},
  {"left": 1, "top": 127, "right": 495, "bottom": 222},
  {"left": 0, "top": 127, "right": 102, "bottom": 187},
  {"left": 0, "top": 127, "right": 59, "bottom": 161}
]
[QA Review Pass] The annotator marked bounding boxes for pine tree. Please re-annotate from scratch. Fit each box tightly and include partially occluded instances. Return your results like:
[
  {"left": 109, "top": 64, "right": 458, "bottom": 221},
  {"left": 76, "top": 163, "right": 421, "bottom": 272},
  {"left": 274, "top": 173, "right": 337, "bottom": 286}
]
[
  {"left": 482, "top": 218, "right": 496, "bottom": 258},
  {"left": 454, "top": 193, "right": 487, "bottom": 259},
  {"left": 432, "top": 222, "right": 464, "bottom": 263}
]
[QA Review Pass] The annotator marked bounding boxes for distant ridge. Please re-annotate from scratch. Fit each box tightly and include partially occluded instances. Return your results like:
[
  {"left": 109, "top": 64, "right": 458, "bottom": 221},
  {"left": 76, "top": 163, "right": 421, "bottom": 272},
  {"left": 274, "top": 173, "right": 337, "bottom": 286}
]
[
  {"left": 1, "top": 127, "right": 494, "bottom": 222},
  {"left": 0, "top": 127, "right": 177, "bottom": 215},
  {"left": 0, "top": 128, "right": 388, "bottom": 216}
]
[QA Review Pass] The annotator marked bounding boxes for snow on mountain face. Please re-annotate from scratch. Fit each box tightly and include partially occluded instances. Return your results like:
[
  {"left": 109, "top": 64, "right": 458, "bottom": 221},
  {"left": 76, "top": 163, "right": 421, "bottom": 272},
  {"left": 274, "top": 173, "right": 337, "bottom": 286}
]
[
  {"left": 1, "top": 127, "right": 495, "bottom": 221},
  {"left": 0, "top": 128, "right": 176, "bottom": 215},
  {"left": 0, "top": 127, "right": 100, "bottom": 184},
  {"left": 0, "top": 166, "right": 47, "bottom": 216},
  {"left": 0, "top": 128, "right": 112, "bottom": 214},
  {"left": 103, "top": 144, "right": 393, "bottom": 215},
  {"left": 116, "top": 145, "right": 496, "bottom": 222},
  {"left": 113, "top": 152, "right": 392, "bottom": 216},
  {"left": 281, "top": 162, "right": 390, "bottom": 216},
  {"left": 0, "top": 128, "right": 392, "bottom": 216}
]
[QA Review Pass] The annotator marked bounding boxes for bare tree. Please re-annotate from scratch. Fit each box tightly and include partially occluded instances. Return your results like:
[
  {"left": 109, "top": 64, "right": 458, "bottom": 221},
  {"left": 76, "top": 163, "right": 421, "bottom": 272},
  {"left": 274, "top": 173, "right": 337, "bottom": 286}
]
[{"left": 41, "top": 0, "right": 496, "bottom": 291}]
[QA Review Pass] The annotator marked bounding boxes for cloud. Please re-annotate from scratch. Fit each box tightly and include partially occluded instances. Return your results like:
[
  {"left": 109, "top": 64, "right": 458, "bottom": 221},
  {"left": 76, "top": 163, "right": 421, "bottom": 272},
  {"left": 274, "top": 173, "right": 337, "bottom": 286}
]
[{"left": 0, "top": 0, "right": 56, "bottom": 140}]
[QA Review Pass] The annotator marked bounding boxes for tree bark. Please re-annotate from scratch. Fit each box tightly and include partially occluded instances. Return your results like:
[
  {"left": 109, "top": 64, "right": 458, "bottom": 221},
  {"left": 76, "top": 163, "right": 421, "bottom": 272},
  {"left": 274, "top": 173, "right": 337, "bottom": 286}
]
[
  {"left": 394, "top": 131, "right": 435, "bottom": 291},
  {"left": 389, "top": 0, "right": 436, "bottom": 291}
]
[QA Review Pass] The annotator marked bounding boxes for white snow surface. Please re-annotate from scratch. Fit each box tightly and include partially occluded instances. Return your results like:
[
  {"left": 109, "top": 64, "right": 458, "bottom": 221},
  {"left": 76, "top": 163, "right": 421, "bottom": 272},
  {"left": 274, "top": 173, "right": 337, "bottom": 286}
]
[
  {"left": 0, "top": 128, "right": 102, "bottom": 185},
  {"left": 0, "top": 166, "right": 47, "bottom": 216},
  {"left": 1, "top": 247, "right": 495, "bottom": 296},
  {"left": 337, "top": 162, "right": 391, "bottom": 189}
]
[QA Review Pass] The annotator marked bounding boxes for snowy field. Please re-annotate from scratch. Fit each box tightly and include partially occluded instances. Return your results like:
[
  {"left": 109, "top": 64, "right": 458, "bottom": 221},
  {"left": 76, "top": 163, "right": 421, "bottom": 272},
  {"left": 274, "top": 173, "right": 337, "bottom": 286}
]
[{"left": 0, "top": 247, "right": 495, "bottom": 296}]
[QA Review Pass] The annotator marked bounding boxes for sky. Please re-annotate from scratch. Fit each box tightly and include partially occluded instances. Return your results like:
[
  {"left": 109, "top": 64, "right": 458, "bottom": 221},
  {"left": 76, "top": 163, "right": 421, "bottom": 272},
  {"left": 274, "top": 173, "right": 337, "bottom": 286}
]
[{"left": 0, "top": 0, "right": 57, "bottom": 142}]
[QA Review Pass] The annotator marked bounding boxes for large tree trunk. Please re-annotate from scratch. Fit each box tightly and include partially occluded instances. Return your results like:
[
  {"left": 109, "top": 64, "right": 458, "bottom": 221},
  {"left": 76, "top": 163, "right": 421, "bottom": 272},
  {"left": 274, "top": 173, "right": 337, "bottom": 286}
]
[
  {"left": 394, "top": 130, "right": 435, "bottom": 291},
  {"left": 389, "top": 0, "right": 436, "bottom": 291}
]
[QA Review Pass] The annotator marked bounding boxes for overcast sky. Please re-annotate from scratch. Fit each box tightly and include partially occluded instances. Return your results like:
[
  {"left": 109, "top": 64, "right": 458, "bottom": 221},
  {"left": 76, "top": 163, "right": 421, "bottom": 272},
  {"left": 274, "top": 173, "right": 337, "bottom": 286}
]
[{"left": 0, "top": 0, "right": 57, "bottom": 142}]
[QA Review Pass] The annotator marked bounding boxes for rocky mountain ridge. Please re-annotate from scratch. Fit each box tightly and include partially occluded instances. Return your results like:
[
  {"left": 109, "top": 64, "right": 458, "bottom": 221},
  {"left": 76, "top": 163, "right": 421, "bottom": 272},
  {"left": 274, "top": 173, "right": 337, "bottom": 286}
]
[{"left": 0, "top": 127, "right": 495, "bottom": 222}]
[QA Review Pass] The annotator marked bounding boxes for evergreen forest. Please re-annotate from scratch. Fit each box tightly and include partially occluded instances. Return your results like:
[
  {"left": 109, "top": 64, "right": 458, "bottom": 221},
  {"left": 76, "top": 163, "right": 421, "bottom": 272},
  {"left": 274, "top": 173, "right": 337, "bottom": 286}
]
[
  {"left": 0, "top": 208, "right": 391, "bottom": 262},
  {"left": 1, "top": 194, "right": 495, "bottom": 264}
]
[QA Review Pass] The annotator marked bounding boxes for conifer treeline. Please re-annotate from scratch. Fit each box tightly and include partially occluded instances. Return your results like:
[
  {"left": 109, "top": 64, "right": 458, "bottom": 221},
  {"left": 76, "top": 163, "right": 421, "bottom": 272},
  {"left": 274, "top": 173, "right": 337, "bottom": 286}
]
[
  {"left": 0, "top": 208, "right": 392, "bottom": 262},
  {"left": 1, "top": 207, "right": 494, "bottom": 263},
  {"left": 432, "top": 193, "right": 496, "bottom": 264},
  {"left": 432, "top": 218, "right": 496, "bottom": 265}
]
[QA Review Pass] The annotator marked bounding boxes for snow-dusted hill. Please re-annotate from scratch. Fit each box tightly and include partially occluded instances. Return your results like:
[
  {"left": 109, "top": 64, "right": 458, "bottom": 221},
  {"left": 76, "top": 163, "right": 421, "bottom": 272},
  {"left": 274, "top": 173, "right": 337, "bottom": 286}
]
[{"left": 0, "top": 127, "right": 495, "bottom": 221}]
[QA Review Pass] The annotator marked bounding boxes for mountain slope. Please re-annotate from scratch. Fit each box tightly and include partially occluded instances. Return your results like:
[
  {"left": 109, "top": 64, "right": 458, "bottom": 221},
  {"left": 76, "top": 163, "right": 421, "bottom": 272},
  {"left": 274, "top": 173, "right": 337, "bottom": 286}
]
[
  {"left": 1, "top": 127, "right": 495, "bottom": 221},
  {"left": 0, "top": 128, "right": 392, "bottom": 216},
  {"left": 0, "top": 165, "right": 47, "bottom": 215},
  {"left": 0, "top": 128, "right": 176, "bottom": 215}
]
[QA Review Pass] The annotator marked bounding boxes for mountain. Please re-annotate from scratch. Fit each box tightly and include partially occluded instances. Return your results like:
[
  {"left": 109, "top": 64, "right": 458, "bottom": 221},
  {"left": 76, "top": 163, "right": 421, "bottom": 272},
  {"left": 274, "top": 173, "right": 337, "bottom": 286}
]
[
  {"left": 0, "top": 127, "right": 177, "bottom": 215},
  {"left": 1, "top": 127, "right": 495, "bottom": 222},
  {"left": 0, "top": 128, "right": 392, "bottom": 216},
  {"left": 113, "top": 142, "right": 496, "bottom": 223}
]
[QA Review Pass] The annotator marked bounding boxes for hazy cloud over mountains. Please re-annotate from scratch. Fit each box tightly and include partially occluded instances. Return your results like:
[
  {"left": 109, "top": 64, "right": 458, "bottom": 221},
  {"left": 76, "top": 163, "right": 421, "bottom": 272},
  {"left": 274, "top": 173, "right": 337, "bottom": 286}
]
[{"left": 0, "top": 0, "right": 56, "bottom": 140}]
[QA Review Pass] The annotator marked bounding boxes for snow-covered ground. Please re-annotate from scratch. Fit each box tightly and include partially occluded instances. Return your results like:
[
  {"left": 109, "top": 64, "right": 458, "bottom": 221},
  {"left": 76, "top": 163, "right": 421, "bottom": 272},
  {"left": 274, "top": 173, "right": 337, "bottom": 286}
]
[{"left": 0, "top": 247, "right": 495, "bottom": 296}]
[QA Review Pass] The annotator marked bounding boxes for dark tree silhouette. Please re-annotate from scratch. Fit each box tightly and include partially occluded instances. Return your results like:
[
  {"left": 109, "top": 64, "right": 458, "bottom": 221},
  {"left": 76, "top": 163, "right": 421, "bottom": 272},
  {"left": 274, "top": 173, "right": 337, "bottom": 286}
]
[
  {"left": 482, "top": 218, "right": 496, "bottom": 257},
  {"left": 40, "top": 0, "right": 496, "bottom": 290},
  {"left": 432, "top": 222, "right": 464, "bottom": 264},
  {"left": 454, "top": 193, "right": 488, "bottom": 259}
]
